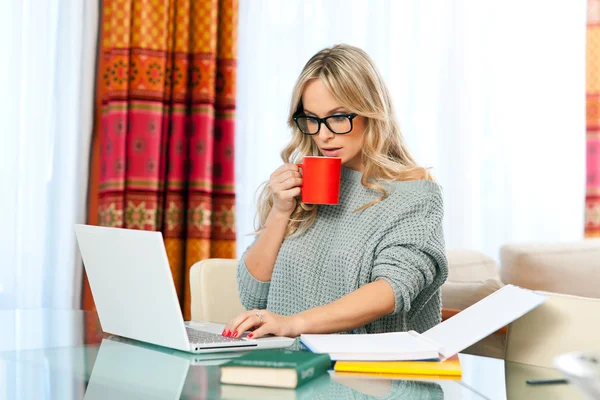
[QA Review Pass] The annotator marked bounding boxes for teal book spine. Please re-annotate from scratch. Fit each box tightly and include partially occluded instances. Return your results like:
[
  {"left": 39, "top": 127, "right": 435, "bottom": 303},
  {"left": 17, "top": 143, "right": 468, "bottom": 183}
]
[{"left": 294, "top": 353, "right": 331, "bottom": 387}]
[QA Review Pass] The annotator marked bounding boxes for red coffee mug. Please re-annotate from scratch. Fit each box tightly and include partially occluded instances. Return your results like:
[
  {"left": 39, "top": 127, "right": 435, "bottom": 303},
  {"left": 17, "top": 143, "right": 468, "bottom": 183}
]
[{"left": 296, "top": 156, "right": 342, "bottom": 205}]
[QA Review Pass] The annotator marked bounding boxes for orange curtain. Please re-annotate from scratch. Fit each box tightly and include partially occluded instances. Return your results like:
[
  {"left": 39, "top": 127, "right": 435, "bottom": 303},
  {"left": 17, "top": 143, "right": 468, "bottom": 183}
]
[
  {"left": 587, "top": 0, "right": 600, "bottom": 237},
  {"left": 84, "top": 0, "right": 238, "bottom": 324}
]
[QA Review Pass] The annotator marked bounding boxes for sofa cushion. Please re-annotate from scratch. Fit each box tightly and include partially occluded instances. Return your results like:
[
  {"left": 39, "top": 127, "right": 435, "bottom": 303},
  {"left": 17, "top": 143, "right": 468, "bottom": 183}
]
[
  {"left": 442, "top": 279, "right": 505, "bottom": 310},
  {"left": 500, "top": 240, "right": 600, "bottom": 298},
  {"left": 446, "top": 249, "right": 501, "bottom": 282}
]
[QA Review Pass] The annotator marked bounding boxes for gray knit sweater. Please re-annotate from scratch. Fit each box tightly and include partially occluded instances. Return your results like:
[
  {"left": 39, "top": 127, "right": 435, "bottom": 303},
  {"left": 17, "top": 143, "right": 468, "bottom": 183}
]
[{"left": 237, "top": 167, "right": 448, "bottom": 334}]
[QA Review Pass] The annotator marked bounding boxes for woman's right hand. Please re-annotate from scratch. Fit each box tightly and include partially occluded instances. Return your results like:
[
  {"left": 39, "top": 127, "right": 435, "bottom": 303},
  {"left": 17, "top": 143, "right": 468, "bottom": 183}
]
[{"left": 269, "top": 163, "right": 302, "bottom": 216}]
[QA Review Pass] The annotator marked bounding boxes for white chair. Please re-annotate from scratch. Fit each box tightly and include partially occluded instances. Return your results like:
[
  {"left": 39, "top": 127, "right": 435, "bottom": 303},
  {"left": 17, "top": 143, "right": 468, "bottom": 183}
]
[{"left": 189, "top": 258, "right": 245, "bottom": 324}]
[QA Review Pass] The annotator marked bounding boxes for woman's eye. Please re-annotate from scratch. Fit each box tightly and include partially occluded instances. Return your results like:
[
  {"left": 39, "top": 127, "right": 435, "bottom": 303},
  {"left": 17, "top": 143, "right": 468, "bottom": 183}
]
[{"left": 331, "top": 115, "right": 347, "bottom": 122}]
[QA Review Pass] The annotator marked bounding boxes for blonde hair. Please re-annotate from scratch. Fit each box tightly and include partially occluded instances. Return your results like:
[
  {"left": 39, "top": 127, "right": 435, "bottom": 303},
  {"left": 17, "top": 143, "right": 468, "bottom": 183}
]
[{"left": 255, "top": 44, "right": 432, "bottom": 237}]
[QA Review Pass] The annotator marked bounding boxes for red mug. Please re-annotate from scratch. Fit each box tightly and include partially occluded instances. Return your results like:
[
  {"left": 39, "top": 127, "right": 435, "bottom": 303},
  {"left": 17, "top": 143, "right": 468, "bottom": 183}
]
[{"left": 296, "top": 156, "right": 342, "bottom": 205}]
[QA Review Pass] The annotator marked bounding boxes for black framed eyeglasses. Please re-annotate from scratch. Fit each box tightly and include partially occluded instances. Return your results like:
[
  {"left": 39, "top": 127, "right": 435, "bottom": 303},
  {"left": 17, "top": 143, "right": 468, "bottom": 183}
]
[{"left": 293, "top": 113, "right": 358, "bottom": 135}]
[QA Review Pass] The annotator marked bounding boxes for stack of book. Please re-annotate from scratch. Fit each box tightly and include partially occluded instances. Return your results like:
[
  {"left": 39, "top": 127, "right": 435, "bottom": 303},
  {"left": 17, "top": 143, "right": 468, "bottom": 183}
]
[{"left": 298, "top": 331, "right": 462, "bottom": 379}]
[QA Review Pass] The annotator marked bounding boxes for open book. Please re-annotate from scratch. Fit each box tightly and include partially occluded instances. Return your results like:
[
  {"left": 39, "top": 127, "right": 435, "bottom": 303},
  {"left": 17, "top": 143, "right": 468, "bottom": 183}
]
[{"left": 300, "top": 284, "right": 545, "bottom": 361}]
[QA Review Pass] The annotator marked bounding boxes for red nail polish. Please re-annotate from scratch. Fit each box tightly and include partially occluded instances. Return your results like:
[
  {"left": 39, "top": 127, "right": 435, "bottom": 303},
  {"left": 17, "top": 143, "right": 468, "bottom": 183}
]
[
  {"left": 233, "top": 331, "right": 238, "bottom": 338},
  {"left": 226, "top": 330, "right": 231, "bottom": 337},
  {"left": 248, "top": 334, "right": 253, "bottom": 338},
  {"left": 221, "top": 330, "right": 225, "bottom": 336}
]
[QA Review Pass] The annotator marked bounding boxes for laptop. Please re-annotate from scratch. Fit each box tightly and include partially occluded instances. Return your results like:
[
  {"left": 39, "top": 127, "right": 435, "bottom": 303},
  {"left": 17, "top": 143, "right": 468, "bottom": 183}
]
[{"left": 74, "top": 224, "right": 295, "bottom": 353}]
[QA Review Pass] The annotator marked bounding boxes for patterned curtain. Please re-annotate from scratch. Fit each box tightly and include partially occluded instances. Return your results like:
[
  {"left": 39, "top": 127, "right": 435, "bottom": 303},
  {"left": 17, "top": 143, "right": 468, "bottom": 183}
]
[
  {"left": 587, "top": 0, "right": 600, "bottom": 237},
  {"left": 83, "top": 0, "right": 238, "bottom": 321}
]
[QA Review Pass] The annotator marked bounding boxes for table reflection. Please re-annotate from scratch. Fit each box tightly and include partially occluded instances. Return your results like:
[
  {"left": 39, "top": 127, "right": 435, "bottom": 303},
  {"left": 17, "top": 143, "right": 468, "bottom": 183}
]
[{"left": 85, "top": 338, "right": 453, "bottom": 399}]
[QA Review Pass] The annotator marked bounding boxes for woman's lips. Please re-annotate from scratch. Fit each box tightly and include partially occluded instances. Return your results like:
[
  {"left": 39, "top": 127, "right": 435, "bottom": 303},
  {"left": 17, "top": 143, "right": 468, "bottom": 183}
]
[{"left": 321, "top": 148, "right": 342, "bottom": 157}]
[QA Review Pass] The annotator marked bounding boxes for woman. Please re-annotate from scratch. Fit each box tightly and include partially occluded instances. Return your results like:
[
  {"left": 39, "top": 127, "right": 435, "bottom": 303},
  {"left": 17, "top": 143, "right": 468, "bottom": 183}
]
[{"left": 223, "top": 44, "right": 447, "bottom": 339}]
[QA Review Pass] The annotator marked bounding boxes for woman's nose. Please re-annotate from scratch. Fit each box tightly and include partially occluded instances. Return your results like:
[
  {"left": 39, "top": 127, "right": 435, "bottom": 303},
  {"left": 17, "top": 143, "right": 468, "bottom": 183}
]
[{"left": 318, "top": 124, "right": 335, "bottom": 141}]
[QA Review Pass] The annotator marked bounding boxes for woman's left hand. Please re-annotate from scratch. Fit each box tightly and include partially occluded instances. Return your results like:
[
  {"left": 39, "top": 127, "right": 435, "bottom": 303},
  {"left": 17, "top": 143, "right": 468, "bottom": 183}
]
[{"left": 221, "top": 309, "right": 305, "bottom": 339}]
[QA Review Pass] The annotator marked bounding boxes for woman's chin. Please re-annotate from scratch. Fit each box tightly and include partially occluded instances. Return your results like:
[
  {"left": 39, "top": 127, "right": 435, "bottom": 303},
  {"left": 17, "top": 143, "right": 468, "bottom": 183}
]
[{"left": 341, "top": 156, "right": 365, "bottom": 171}]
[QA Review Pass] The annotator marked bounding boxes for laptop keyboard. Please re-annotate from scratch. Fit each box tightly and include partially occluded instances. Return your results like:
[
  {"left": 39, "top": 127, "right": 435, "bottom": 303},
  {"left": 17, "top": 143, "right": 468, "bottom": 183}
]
[{"left": 185, "top": 327, "right": 244, "bottom": 344}]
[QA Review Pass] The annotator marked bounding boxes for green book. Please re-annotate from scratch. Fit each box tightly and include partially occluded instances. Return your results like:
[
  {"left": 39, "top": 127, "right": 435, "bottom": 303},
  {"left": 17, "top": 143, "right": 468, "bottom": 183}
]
[{"left": 219, "top": 350, "right": 332, "bottom": 389}]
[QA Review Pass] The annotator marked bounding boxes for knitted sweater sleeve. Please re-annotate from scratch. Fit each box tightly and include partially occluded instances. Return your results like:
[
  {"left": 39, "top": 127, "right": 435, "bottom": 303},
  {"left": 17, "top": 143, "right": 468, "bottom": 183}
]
[
  {"left": 370, "top": 190, "right": 448, "bottom": 319},
  {"left": 236, "top": 240, "right": 271, "bottom": 310}
]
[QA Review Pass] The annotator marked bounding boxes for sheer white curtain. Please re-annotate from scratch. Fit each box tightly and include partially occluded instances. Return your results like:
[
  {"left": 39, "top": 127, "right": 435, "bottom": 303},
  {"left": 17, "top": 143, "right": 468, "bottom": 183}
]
[
  {"left": 0, "top": 0, "right": 98, "bottom": 398},
  {"left": 0, "top": 0, "right": 98, "bottom": 310},
  {"left": 236, "top": 0, "right": 587, "bottom": 260}
]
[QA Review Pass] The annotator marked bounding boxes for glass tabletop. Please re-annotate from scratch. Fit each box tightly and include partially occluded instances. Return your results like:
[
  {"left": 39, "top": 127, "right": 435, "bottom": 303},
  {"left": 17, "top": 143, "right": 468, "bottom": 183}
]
[{"left": 0, "top": 309, "right": 582, "bottom": 400}]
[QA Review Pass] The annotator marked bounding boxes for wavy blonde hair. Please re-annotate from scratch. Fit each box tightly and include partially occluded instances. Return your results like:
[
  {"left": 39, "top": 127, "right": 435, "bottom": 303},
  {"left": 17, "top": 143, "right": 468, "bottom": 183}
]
[{"left": 255, "top": 44, "right": 432, "bottom": 237}]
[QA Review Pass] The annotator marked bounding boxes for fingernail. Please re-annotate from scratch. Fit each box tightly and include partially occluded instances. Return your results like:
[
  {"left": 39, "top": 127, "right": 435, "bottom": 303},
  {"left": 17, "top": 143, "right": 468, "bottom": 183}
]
[
  {"left": 248, "top": 334, "right": 253, "bottom": 338},
  {"left": 221, "top": 330, "right": 225, "bottom": 336},
  {"left": 233, "top": 331, "right": 238, "bottom": 338}
]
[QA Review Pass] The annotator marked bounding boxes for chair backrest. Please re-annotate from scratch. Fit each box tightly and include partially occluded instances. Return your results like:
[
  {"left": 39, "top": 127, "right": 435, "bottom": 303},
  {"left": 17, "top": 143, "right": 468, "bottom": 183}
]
[
  {"left": 189, "top": 258, "right": 246, "bottom": 324},
  {"left": 505, "top": 291, "right": 600, "bottom": 368}
]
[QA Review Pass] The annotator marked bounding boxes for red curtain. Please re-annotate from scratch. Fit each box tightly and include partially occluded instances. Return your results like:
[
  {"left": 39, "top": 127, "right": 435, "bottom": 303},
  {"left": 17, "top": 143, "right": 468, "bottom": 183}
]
[
  {"left": 84, "top": 0, "right": 238, "bottom": 323},
  {"left": 586, "top": 0, "right": 600, "bottom": 237}
]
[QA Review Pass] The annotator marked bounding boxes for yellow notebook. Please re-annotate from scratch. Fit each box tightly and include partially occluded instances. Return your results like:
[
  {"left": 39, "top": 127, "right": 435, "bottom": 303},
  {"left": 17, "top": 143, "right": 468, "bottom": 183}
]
[
  {"left": 333, "top": 371, "right": 462, "bottom": 382},
  {"left": 334, "top": 355, "right": 462, "bottom": 377}
]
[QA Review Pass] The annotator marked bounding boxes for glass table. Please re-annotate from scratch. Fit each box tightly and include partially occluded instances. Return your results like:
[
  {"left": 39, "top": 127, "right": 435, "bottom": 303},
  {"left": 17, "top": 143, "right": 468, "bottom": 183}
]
[{"left": 0, "top": 309, "right": 582, "bottom": 399}]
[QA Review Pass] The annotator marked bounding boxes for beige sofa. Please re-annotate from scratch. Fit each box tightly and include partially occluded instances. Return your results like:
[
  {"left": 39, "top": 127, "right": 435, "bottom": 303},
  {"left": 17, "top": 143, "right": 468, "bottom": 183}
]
[
  {"left": 190, "top": 239, "right": 600, "bottom": 359},
  {"left": 445, "top": 239, "right": 600, "bottom": 306},
  {"left": 442, "top": 239, "right": 600, "bottom": 358}
]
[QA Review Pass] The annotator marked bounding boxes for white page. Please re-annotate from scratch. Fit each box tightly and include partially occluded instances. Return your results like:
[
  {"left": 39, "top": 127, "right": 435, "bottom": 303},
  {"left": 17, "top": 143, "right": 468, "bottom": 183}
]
[
  {"left": 300, "top": 332, "right": 440, "bottom": 361},
  {"left": 423, "top": 284, "right": 546, "bottom": 358}
]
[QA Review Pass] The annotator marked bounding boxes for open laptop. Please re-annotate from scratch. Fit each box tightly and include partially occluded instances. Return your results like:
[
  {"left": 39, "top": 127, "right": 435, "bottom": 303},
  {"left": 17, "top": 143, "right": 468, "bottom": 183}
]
[{"left": 74, "top": 224, "right": 295, "bottom": 353}]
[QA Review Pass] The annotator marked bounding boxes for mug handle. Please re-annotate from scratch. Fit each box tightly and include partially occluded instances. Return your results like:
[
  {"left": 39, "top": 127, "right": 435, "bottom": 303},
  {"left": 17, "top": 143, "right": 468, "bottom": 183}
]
[{"left": 296, "top": 164, "right": 303, "bottom": 197}]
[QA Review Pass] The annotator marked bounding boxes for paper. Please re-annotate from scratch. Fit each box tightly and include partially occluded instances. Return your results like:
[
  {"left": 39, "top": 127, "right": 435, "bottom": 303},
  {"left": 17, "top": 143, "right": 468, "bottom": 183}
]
[
  {"left": 423, "top": 284, "right": 546, "bottom": 358},
  {"left": 300, "top": 332, "right": 439, "bottom": 361}
]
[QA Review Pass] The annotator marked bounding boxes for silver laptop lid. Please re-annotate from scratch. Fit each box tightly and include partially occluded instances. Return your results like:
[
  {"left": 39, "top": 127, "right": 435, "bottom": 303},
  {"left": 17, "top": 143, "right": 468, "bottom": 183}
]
[{"left": 74, "top": 224, "right": 190, "bottom": 351}]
